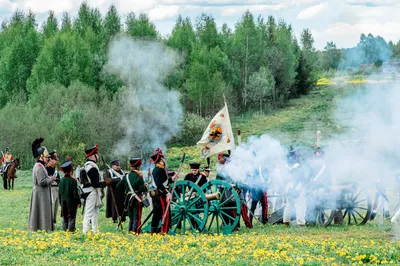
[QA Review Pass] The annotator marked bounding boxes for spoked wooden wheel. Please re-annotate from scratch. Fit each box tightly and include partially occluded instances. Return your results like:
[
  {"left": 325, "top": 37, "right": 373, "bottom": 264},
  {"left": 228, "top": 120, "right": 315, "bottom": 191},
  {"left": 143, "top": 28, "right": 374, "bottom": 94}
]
[
  {"left": 306, "top": 182, "right": 336, "bottom": 227},
  {"left": 169, "top": 180, "right": 209, "bottom": 234},
  {"left": 326, "top": 181, "right": 371, "bottom": 226},
  {"left": 201, "top": 180, "right": 241, "bottom": 235}
]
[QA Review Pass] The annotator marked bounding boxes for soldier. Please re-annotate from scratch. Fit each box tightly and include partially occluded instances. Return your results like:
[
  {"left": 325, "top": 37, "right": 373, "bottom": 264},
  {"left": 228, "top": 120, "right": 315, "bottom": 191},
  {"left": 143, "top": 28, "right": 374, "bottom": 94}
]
[
  {"left": 202, "top": 166, "right": 211, "bottom": 181},
  {"left": 249, "top": 184, "right": 268, "bottom": 225},
  {"left": 46, "top": 151, "right": 61, "bottom": 229},
  {"left": 59, "top": 158, "right": 81, "bottom": 232},
  {"left": 2, "top": 147, "right": 14, "bottom": 189},
  {"left": 81, "top": 144, "right": 109, "bottom": 234},
  {"left": 117, "top": 157, "right": 147, "bottom": 233},
  {"left": 184, "top": 162, "right": 208, "bottom": 188},
  {"left": 106, "top": 160, "right": 126, "bottom": 224},
  {"left": 149, "top": 148, "right": 178, "bottom": 234},
  {"left": 28, "top": 138, "right": 56, "bottom": 231},
  {"left": 216, "top": 153, "right": 230, "bottom": 181},
  {"left": 370, "top": 179, "right": 390, "bottom": 221},
  {"left": 283, "top": 146, "right": 308, "bottom": 227}
]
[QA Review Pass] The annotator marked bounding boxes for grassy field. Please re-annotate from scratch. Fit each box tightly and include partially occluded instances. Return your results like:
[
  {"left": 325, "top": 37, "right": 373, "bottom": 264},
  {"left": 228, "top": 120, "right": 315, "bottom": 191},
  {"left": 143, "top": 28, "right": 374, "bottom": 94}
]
[
  {"left": 0, "top": 171, "right": 399, "bottom": 265},
  {"left": 2, "top": 80, "right": 400, "bottom": 265}
]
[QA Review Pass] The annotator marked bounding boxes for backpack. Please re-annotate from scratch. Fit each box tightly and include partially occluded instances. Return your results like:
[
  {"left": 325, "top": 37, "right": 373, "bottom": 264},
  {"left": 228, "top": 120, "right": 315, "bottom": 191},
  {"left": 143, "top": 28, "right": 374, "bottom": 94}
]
[{"left": 79, "top": 168, "right": 90, "bottom": 187}]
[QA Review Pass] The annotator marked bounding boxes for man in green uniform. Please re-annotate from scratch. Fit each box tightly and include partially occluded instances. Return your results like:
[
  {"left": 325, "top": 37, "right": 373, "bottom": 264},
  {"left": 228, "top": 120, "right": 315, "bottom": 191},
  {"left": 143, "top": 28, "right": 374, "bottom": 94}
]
[
  {"left": 184, "top": 162, "right": 208, "bottom": 188},
  {"left": 117, "top": 157, "right": 147, "bottom": 234},
  {"left": 58, "top": 158, "right": 81, "bottom": 232}
]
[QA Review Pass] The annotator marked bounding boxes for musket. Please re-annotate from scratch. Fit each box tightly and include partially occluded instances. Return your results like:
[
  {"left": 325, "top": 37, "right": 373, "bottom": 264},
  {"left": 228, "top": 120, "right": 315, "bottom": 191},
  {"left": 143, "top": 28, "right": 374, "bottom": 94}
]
[
  {"left": 161, "top": 153, "right": 186, "bottom": 234},
  {"left": 102, "top": 157, "right": 124, "bottom": 232},
  {"left": 136, "top": 209, "right": 154, "bottom": 232}
]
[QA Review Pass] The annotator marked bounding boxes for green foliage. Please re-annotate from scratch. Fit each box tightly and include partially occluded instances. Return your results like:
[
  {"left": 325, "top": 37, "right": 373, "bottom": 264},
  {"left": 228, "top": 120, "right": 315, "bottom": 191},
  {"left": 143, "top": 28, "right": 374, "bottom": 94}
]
[
  {"left": 171, "top": 113, "right": 209, "bottom": 146},
  {"left": 246, "top": 66, "right": 275, "bottom": 112},
  {"left": 125, "top": 13, "right": 158, "bottom": 39}
]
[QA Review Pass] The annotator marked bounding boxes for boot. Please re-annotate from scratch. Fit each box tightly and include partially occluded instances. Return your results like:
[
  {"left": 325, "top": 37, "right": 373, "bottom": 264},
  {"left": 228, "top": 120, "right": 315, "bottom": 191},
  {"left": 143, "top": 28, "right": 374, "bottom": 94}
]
[
  {"left": 150, "top": 227, "right": 158, "bottom": 234},
  {"left": 370, "top": 212, "right": 377, "bottom": 221},
  {"left": 284, "top": 222, "right": 290, "bottom": 226},
  {"left": 128, "top": 220, "right": 133, "bottom": 233},
  {"left": 385, "top": 211, "right": 390, "bottom": 219}
]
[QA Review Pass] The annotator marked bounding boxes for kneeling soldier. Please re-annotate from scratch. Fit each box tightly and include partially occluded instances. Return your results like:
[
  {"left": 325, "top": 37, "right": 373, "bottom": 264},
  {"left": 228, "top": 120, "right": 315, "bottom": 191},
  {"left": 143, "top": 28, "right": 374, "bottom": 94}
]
[
  {"left": 117, "top": 157, "right": 147, "bottom": 234},
  {"left": 59, "top": 158, "right": 80, "bottom": 232}
]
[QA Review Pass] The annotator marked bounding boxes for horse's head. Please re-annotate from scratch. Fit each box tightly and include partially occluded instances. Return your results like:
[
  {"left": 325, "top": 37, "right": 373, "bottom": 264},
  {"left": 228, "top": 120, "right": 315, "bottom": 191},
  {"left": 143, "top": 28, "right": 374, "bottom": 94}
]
[{"left": 14, "top": 158, "right": 21, "bottom": 169}]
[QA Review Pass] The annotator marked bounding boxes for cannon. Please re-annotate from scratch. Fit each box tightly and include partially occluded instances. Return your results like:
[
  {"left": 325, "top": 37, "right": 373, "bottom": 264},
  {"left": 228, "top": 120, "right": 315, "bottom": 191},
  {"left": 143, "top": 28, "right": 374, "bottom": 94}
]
[
  {"left": 267, "top": 181, "right": 372, "bottom": 227},
  {"left": 141, "top": 179, "right": 241, "bottom": 235}
]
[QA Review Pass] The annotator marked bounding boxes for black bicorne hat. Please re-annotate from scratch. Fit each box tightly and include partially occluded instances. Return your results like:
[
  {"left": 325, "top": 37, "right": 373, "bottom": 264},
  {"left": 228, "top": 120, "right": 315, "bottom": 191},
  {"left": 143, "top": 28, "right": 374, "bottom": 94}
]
[
  {"left": 189, "top": 162, "right": 200, "bottom": 169},
  {"left": 61, "top": 157, "right": 73, "bottom": 173},
  {"left": 130, "top": 157, "right": 142, "bottom": 167},
  {"left": 111, "top": 160, "right": 120, "bottom": 166},
  {"left": 85, "top": 144, "right": 99, "bottom": 157}
]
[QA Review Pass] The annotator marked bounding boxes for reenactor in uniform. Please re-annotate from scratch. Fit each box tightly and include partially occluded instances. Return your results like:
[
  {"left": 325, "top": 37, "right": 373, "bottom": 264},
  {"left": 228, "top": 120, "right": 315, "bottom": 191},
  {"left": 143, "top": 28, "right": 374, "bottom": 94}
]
[
  {"left": 149, "top": 148, "right": 178, "bottom": 234},
  {"left": 117, "top": 157, "right": 147, "bottom": 234},
  {"left": 106, "top": 160, "right": 126, "bottom": 224},
  {"left": 184, "top": 162, "right": 208, "bottom": 188},
  {"left": 58, "top": 158, "right": 81, "bottom": 232},
  {"left": 370, "top": 179, "right": 390, "bottom": 221},
  {"left": 202, "top": 166, "right": 211, "bottom": 181},
  {"left": 249, "top": 186, "right": 268, "bottom": 225},
  {"left": 283, "top": 146, "right": 309, "bottom": 227},
  {"left": 216, "top": 153, "right": 230, "bottom": 181},
  {"left": 82, "top": 144, "right": 109, "bottom": 234},
  {"left": 28, "top": 138, "right": 56, "bottom": 231},
  {"left": 46, "top": 151, "right": 61, "bottom": 229},
  {"left": 2, "top": 147, "right": 14, "bottom": 189}
]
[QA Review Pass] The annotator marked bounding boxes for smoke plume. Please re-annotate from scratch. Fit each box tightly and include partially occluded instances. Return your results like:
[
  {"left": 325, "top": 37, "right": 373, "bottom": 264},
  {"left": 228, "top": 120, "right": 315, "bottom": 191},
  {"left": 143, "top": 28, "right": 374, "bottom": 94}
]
[{"left": 105, "top": 36, "right": 183, "bottom": 157}]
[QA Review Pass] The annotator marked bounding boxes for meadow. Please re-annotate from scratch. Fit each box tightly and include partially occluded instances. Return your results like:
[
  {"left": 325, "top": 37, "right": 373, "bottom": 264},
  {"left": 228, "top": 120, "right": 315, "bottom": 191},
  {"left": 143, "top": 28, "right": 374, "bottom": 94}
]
[{"left": 1, "top": 78, "right": 400, "bottom": 265}]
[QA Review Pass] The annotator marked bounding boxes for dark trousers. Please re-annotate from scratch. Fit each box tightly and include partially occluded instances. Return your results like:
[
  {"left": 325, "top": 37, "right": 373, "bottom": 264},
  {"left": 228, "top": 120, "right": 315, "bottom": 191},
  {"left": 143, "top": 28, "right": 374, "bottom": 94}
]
[
  {"left": 250, "top": 192, "right": 268, "bottom": 224},
  {"left": 150, "top": 196, "right": 170, "bottom": 234},
  {"left": 128, "top": 200, "right": 143, "bottom": 234},
  {"left": 61, "top": 201, "right": 77, "bottom": 232}
]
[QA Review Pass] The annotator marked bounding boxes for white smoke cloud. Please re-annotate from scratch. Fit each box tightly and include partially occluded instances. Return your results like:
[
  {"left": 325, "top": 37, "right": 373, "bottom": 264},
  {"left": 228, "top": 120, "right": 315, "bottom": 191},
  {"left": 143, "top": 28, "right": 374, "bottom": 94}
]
[{"left": 105, "top": 36, "right": 183, "bottom": 157}]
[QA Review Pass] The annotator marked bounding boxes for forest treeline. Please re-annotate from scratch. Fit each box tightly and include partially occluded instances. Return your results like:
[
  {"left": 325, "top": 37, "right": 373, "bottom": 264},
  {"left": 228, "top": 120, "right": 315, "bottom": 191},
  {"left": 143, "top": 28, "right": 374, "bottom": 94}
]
[{"left": 0, "top": 3, "right": 395, "bottom": 166}]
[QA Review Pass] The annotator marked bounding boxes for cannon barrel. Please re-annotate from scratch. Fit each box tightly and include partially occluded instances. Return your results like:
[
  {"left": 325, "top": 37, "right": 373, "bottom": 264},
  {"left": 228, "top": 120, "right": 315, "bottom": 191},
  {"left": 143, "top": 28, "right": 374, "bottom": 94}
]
[{"left": 205, "top": 192, "right": 221, "bottom": 201}]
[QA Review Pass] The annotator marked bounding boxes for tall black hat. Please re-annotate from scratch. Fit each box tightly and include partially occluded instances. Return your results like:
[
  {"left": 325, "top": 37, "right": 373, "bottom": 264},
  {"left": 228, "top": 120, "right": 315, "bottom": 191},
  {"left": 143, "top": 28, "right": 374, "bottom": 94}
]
[
  {"left": 150, "top": 148, "right": 164, "bottom": 163},
  {"left": 167, "top": 170, "right": 175, "bottom": 176},
  {"left": 130, "top": 157, "right": 142, "bottom": 167},
  {"left": 85, "top": 144, "right": 99, "bottom": 157},
  {"left": 31, "top": 138, "right": 48, "bottom": 158}
]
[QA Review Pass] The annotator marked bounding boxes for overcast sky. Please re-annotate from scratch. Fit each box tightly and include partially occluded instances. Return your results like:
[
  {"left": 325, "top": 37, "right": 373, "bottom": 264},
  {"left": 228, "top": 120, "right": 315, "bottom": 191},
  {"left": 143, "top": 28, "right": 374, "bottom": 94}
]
[{"left": 0, "top": 0, "right": 398, "bottom": 50}]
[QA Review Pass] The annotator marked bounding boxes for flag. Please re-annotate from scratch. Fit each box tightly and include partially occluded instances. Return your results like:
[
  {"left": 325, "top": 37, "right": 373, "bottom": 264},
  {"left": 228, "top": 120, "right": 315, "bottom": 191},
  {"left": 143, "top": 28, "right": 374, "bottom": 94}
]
[{"left": 197, "top": 102, "right": 235, "bottom": 158}]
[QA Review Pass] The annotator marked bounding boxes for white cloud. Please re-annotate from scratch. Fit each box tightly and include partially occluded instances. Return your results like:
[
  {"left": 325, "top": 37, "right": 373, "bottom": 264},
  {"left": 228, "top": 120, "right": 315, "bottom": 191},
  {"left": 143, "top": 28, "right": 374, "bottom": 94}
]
[
  {"left": 220, "top": 4, "right": 285, "bottom": 16},
  {"left": 345, "top": 0, "right": 400, "bottom": 6},
  {"left": 297, "top": 2, "right": 328, "bottom": 20},
  {"left": 149, "top": 5, "right": 180, "bottom": 21}
]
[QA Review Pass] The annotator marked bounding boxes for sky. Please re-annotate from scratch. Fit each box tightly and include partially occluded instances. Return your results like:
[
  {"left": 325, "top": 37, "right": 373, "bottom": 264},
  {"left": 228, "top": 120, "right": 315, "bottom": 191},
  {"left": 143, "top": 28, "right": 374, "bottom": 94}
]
[{"left": 0, "top": 0, "right": 399, "bottom": 50}]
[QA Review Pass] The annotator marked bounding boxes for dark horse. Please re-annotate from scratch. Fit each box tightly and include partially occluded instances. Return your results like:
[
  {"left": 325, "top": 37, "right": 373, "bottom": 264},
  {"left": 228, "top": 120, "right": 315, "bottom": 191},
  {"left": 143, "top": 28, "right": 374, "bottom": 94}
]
[{"left": 3, "top": 159, "right": 20, "bottom": 190}]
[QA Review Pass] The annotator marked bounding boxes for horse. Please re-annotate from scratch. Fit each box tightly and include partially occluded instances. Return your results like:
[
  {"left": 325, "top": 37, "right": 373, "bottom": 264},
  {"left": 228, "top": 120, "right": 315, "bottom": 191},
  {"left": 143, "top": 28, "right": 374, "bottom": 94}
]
[{"left": 5, "top": 159, "right": 20, "bottom": 190}]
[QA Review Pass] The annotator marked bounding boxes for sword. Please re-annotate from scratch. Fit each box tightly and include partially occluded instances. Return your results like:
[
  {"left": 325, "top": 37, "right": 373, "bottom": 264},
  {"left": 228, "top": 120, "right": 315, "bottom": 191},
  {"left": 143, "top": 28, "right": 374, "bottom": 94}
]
[{"left": 136, "top": 209, "right": 154, "bottom": 232}]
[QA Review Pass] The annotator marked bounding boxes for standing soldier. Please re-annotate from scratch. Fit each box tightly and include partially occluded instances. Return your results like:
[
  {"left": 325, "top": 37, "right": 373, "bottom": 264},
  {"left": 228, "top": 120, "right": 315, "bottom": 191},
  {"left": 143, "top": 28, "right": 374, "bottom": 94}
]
[
  {"left": 82, "top": 144, "right": 109, "bottom": 234},
  {"left": 184, "top": 162, "right": 208, "bottom": 187},
  {"left": 106, "top": 160, "right": 126, "bottom": 224},
  {"left": 28, "top": 138, "right": 56, "bottom": 231},
  {"left": 202, "top": 166, "right": 211, "bottom": 182},
  {"left": 46, "top": 151, "right": 60, "bottom": 229},
  {"left": 59, "top": 158, "right": 81, "bottom": 232},
  {"left": 2, "top": 147, "right": 14, "bottom": 189},
  {"left": 117, "top": 157, "right": 147, "bottom": 233},
  {"left": 149, "top": 148, "right": 178, "bottom": 234},
  {"left": 283, "top": 146, "right": 308, "bottom": 227}
]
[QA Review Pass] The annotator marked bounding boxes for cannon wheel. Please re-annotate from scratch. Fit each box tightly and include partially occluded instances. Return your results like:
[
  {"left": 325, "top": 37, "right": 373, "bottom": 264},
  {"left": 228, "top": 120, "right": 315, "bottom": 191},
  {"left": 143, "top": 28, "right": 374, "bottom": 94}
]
[
  {"left": 169, "top": 180, "right": 209, "bottom": 234},
  {"left": 325, "top": 181, "right": 371, "bottom": 226},
  {"left": 306, "top": 182, "right": 336, "bottom": 227},
  {"left": 201, "top": 180, "right": 241, "bottom": 235}
]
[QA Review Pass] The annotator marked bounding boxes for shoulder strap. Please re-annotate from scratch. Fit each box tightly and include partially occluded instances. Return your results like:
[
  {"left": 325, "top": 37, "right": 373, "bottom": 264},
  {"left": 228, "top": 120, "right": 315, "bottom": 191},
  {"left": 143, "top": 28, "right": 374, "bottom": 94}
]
[{"left": 126, "top": 173, "right": 142, "bottom": 202}]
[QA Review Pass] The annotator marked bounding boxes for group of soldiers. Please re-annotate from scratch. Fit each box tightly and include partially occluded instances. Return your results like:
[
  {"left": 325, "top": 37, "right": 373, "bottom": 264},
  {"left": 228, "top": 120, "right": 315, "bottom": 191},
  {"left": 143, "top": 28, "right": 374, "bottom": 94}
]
[{"left": 26, "top": 136, "right": 398, "bottom": 235}]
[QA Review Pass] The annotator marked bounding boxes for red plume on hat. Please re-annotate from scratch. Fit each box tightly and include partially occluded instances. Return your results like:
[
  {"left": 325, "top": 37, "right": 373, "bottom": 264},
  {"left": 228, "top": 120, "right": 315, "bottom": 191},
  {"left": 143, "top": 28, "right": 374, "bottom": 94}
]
[{"left": 85, "top": 144, "right": 99, "bottom": 157}]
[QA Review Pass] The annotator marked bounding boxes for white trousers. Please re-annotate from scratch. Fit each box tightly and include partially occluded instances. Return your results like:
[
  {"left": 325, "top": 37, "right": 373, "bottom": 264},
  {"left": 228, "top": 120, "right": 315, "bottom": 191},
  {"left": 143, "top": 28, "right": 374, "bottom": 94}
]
[
  {"left": 283, "top": 183, "right": 306, "bottom": 225},
  {"left": 373, "top": 195, "right": 389, "bottom": 214},
  {"left": 51, "top": 187, "right": 59, "bottom": 226},
  {"left": 83, "top": 190, "right": 100, "bottom": 234}
]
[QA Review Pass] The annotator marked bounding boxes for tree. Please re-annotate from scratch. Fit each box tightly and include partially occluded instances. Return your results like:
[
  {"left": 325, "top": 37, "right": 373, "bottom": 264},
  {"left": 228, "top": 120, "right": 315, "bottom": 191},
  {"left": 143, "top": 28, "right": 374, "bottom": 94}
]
[
  {"left": 195, "top": 13, "right": 220, "bottom": 49},
  {"left": 125, "top": 13, "right": 158, "bottom": 39},
  {"left": 295, "top": 29, "right": 318, "bottom": 95},
  {"left": 27, "top": 31, "right": 95, "bottom": 94},
  {"left": 103, "top": 4, "right": 121, "bottom": 43},
  {"left": 247, "top": 67, "right": 275, "bottom": 112},
  {"left": 42, "top": 11, "right": 58, "bottom": 39},
  {"left": 320, "top": 41, "right": 342, "bottom": 70},
  {"left": 167, "top": 15, "right": 195, "bottom": 56},
  {"left": 61, "top": 12, "right": 72, "bottom": 32}
]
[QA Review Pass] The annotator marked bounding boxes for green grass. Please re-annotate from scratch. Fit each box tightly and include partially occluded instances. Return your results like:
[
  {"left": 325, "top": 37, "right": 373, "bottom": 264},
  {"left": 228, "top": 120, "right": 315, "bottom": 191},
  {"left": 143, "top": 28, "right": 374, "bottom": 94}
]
[{"left": 0, "top": 171, "right": 398, "bottom": 265}]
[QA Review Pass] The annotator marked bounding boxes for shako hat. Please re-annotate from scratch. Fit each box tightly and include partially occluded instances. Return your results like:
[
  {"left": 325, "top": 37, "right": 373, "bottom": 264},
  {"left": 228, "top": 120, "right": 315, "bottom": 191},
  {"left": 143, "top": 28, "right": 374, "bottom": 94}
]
[
  {"left": 85, "top": 144, "right": 99, "bottom": 157},
  {"left": 130, "top": 157, "right": 142, "bottom": 167},
  {"left": 150, "top": 148, "right": 164, "bottom": 163},
  {"left": 111, "top": 159, "right": 120, "bottom": 166},
  {"left": 60, "top": 157, "right": 73, "bottom": 173},
  {"left": 189, "top": 162, "right": 200, "bottom": 169}
]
